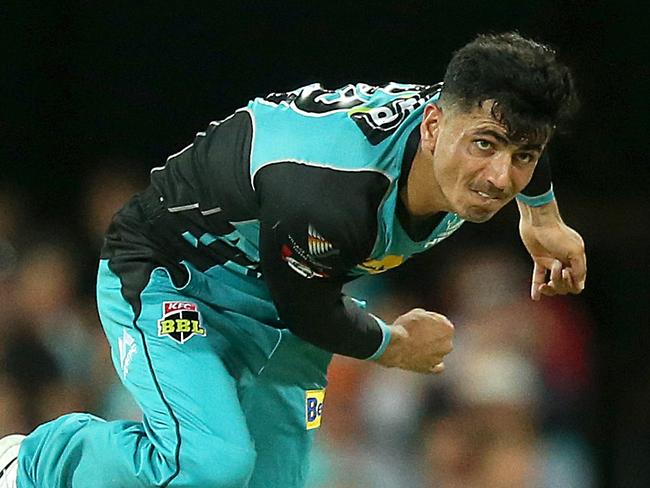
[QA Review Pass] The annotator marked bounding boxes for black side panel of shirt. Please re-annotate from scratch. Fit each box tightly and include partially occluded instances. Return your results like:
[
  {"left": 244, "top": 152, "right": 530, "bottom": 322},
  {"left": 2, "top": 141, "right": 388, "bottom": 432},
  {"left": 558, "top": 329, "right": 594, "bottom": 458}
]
[
  {"left": 150, "top": 110, "right": 258, "bottom": 222},
  {"left": 102, "top": 111, "right": 260, "bottom": 310}
]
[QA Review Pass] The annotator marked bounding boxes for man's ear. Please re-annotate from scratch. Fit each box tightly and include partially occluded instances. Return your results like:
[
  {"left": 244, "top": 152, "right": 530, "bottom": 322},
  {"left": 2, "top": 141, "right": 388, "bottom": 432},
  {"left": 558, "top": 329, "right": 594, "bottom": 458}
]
[{"left": 420, "top": 103, "right": 443, "bottom": 153}]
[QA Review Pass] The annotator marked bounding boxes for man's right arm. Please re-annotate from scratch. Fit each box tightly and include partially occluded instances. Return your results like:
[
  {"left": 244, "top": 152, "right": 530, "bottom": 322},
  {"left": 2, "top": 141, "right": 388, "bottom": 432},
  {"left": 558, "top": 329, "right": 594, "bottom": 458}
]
[
  {"left": 256, "top": 161, "right": 390, "bottom": 359},
  {"left": 256, "top": 162, "right": 455, "bottom": 371}
]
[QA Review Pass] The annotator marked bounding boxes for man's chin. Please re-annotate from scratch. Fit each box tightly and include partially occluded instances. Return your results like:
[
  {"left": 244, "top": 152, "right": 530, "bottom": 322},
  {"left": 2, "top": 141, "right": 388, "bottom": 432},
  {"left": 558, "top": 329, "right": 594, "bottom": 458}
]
[{"left": 457, "top": 206, "right": 497, "bottom": 223}]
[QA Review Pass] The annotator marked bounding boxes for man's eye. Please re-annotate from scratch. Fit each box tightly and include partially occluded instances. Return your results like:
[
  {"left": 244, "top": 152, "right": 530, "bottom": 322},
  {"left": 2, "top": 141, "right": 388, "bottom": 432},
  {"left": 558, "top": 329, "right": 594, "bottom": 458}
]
[
  {"left": 474, "top": 139, "right": 493, "bottom": 151},
  {"left": 516, "top": 153, "right": 534, "bottom": 164}
]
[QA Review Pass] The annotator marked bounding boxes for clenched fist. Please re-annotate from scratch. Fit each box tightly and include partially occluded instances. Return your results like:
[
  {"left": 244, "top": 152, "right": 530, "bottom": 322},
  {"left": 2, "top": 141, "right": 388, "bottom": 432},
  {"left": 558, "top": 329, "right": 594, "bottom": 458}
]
[{"left": 376, "top": 308, "right": 454, "bottom": 374}]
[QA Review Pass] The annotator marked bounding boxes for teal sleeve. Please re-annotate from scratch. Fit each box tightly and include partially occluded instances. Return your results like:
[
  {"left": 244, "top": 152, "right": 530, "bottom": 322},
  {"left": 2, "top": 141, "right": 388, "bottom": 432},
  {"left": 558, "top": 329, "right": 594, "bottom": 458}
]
[{"left": 365, "top": 314, "right": 392, "bottom": 361}]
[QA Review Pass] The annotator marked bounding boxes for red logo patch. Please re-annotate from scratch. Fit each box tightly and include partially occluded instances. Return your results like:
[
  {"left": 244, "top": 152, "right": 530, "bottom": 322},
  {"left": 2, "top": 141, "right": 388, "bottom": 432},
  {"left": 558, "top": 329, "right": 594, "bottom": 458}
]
[
  {"left": 164, "top": 302, "right": 197, "bottom": 314},
  {"left": 280, "top": 244, "right": 328, "bottom": 279}
]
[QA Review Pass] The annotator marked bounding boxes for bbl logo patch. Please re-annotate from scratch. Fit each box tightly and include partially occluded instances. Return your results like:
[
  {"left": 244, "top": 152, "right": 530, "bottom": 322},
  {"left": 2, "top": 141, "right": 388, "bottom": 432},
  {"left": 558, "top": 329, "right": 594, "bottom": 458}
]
[
  {"left": 305, "top": 389, "right": 326, "bottom": 430},
  {"left": 157, "top": 302, "right": 206, "bottom": 344}
]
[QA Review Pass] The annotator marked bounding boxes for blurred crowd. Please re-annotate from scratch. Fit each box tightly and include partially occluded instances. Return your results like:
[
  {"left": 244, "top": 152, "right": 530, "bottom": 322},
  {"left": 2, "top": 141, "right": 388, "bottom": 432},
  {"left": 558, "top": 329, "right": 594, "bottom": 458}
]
[
  {"left": 0, "top": 163, "right": 145, "bottom": 434},
  {"left": 0, "top": 162, "right": 595, "bottom": 487},
  {"left": 310, "top": 248, "right": 596, "bottom": 487}
]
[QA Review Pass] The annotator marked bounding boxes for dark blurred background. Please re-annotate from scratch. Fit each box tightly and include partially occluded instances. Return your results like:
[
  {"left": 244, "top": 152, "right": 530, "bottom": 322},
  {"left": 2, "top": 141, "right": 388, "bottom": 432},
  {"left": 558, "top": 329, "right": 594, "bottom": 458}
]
[{"left": 1, "top": 2, "right": 647, "bottom": 487}]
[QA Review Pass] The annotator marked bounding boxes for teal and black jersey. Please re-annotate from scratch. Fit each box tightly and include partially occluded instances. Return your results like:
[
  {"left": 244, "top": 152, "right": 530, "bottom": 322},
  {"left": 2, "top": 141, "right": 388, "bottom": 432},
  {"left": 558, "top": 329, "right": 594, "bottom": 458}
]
[
  {"left": 249, "top": 82, "right": 466, "bottom": 277},
  {"left": 102, "top": 81, "right": 552, "bottom": 359}
]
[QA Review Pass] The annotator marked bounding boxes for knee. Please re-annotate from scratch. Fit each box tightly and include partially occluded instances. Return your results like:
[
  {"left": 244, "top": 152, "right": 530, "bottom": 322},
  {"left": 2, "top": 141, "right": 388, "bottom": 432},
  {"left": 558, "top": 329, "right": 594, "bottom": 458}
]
[{"left": 177, "top": 436, "right": 257, "bottom": 488}]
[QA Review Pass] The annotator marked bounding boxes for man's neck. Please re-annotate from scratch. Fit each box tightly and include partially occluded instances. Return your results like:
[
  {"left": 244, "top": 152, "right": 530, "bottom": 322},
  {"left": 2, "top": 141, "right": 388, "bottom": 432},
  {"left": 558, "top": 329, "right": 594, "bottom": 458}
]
[{"left": 400, "top": 145, "right": 448, "bottom": 217}]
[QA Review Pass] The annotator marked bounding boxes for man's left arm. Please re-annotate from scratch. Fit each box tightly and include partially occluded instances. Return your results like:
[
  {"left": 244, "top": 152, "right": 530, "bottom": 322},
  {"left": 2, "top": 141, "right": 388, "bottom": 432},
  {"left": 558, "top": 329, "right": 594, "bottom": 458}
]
[{"left": 516, "top": 154, "right": 587, "bottom": 301}]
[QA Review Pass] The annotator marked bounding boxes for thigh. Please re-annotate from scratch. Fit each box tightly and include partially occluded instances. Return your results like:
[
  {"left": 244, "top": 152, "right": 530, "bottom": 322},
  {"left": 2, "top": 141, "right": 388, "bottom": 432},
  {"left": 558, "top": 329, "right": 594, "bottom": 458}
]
[
  {"left": 239, "top": 330, "right": 333, "bottom": 488},
  {"left": 96, "top": 260, "right": 255, "bottom": 482}
]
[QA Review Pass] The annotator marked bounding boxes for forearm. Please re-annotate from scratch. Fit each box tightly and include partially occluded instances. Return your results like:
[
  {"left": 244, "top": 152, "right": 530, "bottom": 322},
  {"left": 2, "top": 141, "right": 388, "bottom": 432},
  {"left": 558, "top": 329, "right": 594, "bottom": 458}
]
[
  {"left": 274, "top": 293, "right": 391, "bottom": 360},
  {"left": 257, "top": 206, "right": 391, "bottom": 360},
  {"left": 520, "top": 151, "right": 552, "bottom": 195},
  {"left": 516, "top": 151, "right": 555, "bottom": 210}
]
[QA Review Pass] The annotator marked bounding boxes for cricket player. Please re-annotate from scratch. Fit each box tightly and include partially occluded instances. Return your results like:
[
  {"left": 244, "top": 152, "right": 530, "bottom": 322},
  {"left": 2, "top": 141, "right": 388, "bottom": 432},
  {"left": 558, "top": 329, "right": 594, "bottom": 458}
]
[{"left": 0, "top": 32, "right": 585, "bottom": 487}]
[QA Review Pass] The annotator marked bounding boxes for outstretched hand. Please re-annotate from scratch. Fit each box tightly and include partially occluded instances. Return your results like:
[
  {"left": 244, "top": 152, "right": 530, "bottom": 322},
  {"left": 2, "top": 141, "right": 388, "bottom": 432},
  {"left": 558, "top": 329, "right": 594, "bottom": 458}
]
[
  {"left": 518, "top": 208, "right": 586, "bottom": 301},
  {"left": 517, "top": 196, "right": 587, "bottom": 300}
]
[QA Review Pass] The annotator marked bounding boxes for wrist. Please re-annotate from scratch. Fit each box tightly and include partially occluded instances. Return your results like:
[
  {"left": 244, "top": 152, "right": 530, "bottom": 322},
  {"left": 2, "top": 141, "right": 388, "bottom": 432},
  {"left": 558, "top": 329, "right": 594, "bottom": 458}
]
[
  {"left": 517, "top": 198, "right": 563, "bottom": 228},
  {"left": 516, "top": 184, "right": 555, "bottom": 207},
  {"left": 374, "top": 324, "right": 408, "bottom": 367},
  {"left": 366, "top": 315, "right": 394, "bottom": 361}
]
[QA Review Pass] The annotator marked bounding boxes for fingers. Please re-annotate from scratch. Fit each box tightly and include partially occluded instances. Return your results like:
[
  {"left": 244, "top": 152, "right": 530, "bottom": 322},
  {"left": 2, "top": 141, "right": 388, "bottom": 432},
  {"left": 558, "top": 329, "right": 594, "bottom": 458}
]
[
  {"left": 548, "top": 255, "right": 586, "bottom": 296},
  {"left": 392, "top": 308, "right": 455, "bottom": 374},
  {"left": 538, "top": 283, "right": 559, "bottom": 297},
  {"left": 424, "top": 311, "right": 455, "bottom": 331},
  {"left": 430, "top": 362, "right": 445, "bottom": 374},
  {"left": 559, "top": 268, "right": 576, "bottom": 295},
  {"left": 550, "top": 259, "right": 562, "bottom": 285},
  {"left": 531, "top": 260, "right": 548, "bottom": 301},
  {"left": 568, "top": 253, "right": 587, "bottom": 292},
  {"left": 532, "top": 257, "right": 586, "bottom": 300},
  {"left": 544, "top": 259, "right": 565, "bottom": 296}
]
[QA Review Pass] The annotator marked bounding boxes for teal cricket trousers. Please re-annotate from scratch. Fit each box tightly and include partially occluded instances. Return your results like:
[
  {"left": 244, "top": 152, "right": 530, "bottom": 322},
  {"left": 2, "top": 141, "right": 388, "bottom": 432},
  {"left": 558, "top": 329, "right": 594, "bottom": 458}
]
[{"left": 17, "top": 259, "right": 332, "bottom": 487}]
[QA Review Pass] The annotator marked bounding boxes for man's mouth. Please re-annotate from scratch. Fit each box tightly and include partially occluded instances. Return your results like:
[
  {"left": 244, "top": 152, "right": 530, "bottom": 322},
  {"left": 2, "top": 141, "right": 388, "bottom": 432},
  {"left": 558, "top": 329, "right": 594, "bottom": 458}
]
[{"left": 471, "top": 188, "right": 504, "bottom": 201}]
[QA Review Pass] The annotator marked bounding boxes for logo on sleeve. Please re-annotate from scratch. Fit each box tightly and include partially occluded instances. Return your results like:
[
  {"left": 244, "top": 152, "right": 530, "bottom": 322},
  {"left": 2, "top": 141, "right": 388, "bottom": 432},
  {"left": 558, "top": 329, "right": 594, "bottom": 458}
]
[
  {"left": 281, "top": 226, "right": 340, "bottom": 279},
  {"left": 281, "top": 245, "right": 328, "bottom": 279},
  {"left": 118, "top": 329, "right": 137, "bottom": 378},
  {"left": 157, "top": 302, "right": 206, "bottom": 344},
  {"left": 305, "top": 389, "right": 326, "bottom": 430},
  {"left": 307, "top": 224, "right": 337, "bottom": 258}
]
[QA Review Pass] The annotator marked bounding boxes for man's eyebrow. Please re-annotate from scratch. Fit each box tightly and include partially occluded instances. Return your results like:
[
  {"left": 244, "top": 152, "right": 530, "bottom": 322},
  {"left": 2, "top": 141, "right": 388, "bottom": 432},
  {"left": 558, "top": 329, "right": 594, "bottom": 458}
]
[
  {"left": 474, "top": 129, "right": 543, "bottom": 151},
  {"left": 474, "top": 128, "right": 510, "bottom": 146},
  {"left": 516, "top": 142, "right": 544, "bottom": 151}
]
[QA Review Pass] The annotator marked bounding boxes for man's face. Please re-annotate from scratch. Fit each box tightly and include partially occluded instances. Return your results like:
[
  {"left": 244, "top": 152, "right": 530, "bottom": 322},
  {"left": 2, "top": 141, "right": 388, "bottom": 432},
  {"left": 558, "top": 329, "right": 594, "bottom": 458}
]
[{"left": 421, "top": 101, "right": 546, "bottom": 223}]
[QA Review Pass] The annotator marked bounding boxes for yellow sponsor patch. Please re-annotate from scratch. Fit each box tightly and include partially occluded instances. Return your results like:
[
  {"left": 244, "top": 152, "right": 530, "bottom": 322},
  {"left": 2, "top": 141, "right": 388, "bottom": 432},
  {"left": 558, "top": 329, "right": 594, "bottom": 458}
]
[
  {"left": 305, "top": 389, "right": 326, "bottom": 430},
  {"left": 357, "top": 255, "right": 404, "bottom": 274}
]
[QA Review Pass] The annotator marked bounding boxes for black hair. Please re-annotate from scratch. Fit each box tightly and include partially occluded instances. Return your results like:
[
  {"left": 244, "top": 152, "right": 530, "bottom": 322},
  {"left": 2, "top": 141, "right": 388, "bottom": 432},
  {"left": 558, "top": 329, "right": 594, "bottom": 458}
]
[{"left": 439, "top": 32, "right": 579, "bottom": 143}]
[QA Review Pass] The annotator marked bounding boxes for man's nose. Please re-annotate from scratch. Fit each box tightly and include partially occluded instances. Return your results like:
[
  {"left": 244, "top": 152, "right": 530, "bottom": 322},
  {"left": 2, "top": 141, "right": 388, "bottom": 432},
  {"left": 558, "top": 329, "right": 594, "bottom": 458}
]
[{"left": 485, "top": 154, "right": 511, "bottom": 190}]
